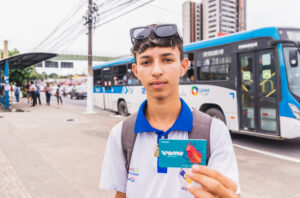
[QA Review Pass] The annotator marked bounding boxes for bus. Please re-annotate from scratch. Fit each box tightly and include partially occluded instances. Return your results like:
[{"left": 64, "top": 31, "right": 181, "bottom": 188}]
[{"left": 93, "top": 27, "right": 300, "bottom": 140}]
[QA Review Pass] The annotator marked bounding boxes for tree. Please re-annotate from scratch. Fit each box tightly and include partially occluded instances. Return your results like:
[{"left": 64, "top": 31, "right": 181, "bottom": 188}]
[
  {"left": 41, "top": 72, "right": 48, "bottom": 80},
  {"left": 8, "top": 48, "right": 19, "bottom": 57},
  {"left": 10, "top": 66, "right": 38, "bottom": 86},
  {"left": 48, "top": 73, "right": 58, "bottom": 79}
]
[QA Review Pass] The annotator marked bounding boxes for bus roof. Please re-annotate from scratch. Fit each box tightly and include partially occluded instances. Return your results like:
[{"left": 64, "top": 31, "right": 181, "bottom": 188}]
[
  {"left": 93, "top": 27, "right": 283, "bottom": 70},
  {"left": 93, "top": 56, "right": 134, "bottom": 70},
  {"left": 184, "top": 27, "right": 281, "bottom": 52}
]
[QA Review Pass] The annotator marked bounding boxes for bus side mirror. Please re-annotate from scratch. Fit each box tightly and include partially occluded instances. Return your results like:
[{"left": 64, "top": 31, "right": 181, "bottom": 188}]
[{"left": 289, "top": 49, "right": 298, "bottom": 67}]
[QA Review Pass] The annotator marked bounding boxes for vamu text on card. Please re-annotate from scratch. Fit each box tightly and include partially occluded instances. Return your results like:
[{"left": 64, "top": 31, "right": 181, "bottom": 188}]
[{"left": 158, "top": 139, "right": 207, "bottom": 168}]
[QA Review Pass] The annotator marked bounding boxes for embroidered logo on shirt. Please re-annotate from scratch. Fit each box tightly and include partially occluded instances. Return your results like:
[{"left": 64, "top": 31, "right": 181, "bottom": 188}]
[{"left": 128, "top": 168, "right": 139, "bottom": 183}]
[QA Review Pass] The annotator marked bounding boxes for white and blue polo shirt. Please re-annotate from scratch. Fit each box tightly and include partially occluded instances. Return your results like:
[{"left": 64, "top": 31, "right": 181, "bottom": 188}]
[{"left": 100, "top": 99, "right": 240, "bottom": 197}]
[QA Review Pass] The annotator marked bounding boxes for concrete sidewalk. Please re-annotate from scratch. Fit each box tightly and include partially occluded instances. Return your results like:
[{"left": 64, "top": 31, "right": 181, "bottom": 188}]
[
  {"left": 0, "top": 98, "right": 123, "bottom": 198},
  {"left": 1, "top": 97, "right": 300, "bottom": 198}
]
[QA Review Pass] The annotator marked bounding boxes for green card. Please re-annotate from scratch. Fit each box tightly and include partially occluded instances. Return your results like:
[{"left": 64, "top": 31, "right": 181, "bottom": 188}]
[{"left": 159, "top": 139, "right": 207, "bottom": 168}]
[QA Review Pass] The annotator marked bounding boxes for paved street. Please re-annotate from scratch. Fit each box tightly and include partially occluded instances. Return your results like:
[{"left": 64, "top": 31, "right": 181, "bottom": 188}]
[{"left": 0, "top": 97, "right": 300, "bottom": 198}]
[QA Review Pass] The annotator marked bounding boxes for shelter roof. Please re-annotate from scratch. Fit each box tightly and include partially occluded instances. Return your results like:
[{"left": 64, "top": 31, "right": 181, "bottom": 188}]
[{"left": 0, "top": 52, "right": 57, "bottom": 69}]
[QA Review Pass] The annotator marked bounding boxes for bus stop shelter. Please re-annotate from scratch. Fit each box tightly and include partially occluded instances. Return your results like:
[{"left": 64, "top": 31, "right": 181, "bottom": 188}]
[{"left": 0, "top": 52, "right": 57, "bottom": 110}]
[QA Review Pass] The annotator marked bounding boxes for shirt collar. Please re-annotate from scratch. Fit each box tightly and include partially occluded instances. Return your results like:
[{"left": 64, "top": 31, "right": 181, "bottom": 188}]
[{"left": 134, "top": 98, "right": 193, "bottom": 134}]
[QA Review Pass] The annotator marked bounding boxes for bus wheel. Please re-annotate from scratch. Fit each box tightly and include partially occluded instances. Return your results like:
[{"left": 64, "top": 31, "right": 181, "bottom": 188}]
[
  {"left": 205, "top": 108, "right": 226, "bottom": 124},
  {"left": 118, "top": 101, "right": 128, "bottom": 116}
]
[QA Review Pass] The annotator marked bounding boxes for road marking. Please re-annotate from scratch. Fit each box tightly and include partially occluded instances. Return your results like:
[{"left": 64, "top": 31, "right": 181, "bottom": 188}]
[
  {"left": 234, "top": 144, "right": 300, "bottom": 164},
  {"left": 0, "top": 149, "right": 32, "bottom": 198}
]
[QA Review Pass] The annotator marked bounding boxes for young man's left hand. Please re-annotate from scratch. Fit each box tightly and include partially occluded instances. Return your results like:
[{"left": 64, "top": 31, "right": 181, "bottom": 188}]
[{"left": 186, "top": 165, "right": 240, "bottom": 198}]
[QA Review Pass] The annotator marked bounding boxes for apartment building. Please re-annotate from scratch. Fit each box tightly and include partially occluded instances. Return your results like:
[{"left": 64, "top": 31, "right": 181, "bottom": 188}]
[
  {"left": 183, "top": 0, "right": 246, "bottom": 43},
  {"left": 182, "top": 1, "right": 203, "bottom": 44}
]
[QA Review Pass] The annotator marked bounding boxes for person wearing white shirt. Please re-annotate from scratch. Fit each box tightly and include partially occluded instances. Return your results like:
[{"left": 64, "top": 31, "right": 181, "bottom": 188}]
[
  {"left": 30, "top": 81, "right": 37, "bottom": 106},
  {"left": 100, "top": 24, "right": 240, "bottom": 198}
]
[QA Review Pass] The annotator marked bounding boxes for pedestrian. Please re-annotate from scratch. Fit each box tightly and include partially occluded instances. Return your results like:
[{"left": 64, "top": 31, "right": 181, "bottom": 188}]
[
  {"left": 36, "top": 82, "right": 41, "bottom": 105},
  {"left": 14, "top": 84, "right": 20, "bottom": 103},
  {"left": 44, "top": 83, "right": 52, "bottom": 105},
  {"left": 10, "top": 84, "right": 14, "bottom": 99},
  {"left": 25, "top": 81, "right": 31, "bottom": 104},
  {"left": 62, "top": 86, "right": 67, "bottom": 98},
  {"left": 30, "top": 81, "right": 37, "bottom": 106},
  {"left": 56, "top": 85, "right": 63, "bottom": 105},
  {"left": 99, "top": 24, "right": 240, "bottom": 198}
]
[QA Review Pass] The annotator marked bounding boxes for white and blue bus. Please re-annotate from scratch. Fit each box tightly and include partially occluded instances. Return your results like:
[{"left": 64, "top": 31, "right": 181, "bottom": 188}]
[{"left": 93, "top": 27, "right": 300, "bottom": 139}]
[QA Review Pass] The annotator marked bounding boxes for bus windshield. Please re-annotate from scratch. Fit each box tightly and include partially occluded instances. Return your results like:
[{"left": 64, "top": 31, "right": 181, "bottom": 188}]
[{"left": 283, "top": 47, "right": 300, "bottom": 99}]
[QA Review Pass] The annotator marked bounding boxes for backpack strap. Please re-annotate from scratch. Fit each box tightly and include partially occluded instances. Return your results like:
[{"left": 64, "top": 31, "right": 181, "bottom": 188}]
[
  {"left": 189, "top": 110, "right": 213, "bottom": 163},
  {"left": 121, "top": 112, "right": 138, "bottom": 173}
]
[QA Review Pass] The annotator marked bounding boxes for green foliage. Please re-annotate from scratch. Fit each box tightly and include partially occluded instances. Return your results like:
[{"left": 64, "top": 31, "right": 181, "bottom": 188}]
[
  {"left": 48, "top": 73, "right": 58, "bottom": 79},
  {"left": 8, "top": 48, "right": 19, "bottom": 57},
  {"left": 9, "top": 66, "right": 37, "bottom": 86}
]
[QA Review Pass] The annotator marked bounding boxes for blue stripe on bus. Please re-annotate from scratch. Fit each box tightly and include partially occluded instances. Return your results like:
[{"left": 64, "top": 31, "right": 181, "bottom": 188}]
[
  {"left": 184, "top": 27, "right": 280, "bottom": 52},
  {"left": 93, "top": 57, "right": 135, "bottom": 69},
  {"left": 93, "top": 86, "right": 129, "bottom": 94},
  {"left": 94, "top": 86, "right": 104, "bottom": 93}
]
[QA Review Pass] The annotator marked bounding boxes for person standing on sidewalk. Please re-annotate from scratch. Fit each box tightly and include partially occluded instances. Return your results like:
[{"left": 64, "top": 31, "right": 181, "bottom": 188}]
[
  {"left": 56, "top": 85, "right": 63, "bottom": 105},
  {"left": 30, "top": 81, "right": 37, "bottom": 107},
  {"left": 10, "top": 84, "right": 15, "bottom": 99},
  {"left": 99, "top": 24, "right": 240, "bottom": 198},
  {"left": 14, "top": 84, "right": 20, "bottom": 103},
  {"left": 25, "top": 81, "right": 31, "bottom": 104},
  {"left": 36, "top": 82, "right": 42, "bottom": 105},
  {"left": 44, "top": 83, "right": 52, "bottom": 105}
]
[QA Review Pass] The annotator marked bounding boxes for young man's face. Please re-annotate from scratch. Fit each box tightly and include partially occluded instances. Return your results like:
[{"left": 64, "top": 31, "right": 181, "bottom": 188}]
[{"left": 132, "top": 46, "right": 188, "bottom": 100}]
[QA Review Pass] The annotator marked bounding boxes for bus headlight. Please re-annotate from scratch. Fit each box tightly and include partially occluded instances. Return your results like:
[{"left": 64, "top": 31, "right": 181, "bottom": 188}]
[{"left": 288, "top": 103, "right": 300, "bottom": 120}]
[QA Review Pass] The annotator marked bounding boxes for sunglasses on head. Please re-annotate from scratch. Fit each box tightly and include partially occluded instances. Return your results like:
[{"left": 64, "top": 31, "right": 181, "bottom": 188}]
[{"left": 130, "top": 24, "right": 180, "bottom": 43}]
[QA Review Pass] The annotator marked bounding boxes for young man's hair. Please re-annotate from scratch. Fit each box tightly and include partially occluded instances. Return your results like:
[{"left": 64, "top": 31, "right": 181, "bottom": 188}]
[{"left": 131, "top": 24, "right": 184, "bottom": 61}]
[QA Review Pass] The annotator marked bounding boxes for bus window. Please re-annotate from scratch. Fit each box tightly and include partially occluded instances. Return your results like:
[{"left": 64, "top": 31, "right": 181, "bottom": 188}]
[
  {"left": 258, "top": 51, "right": 277, "bottom": 132},
  {"left": 196, "top": 53, "right": 231, "bottom": 81},
  {"left": 127, "top": 64, "right": 140, "bottom": 85},
  {"left": 93, "top": 69, "right": 103, "bottom": 86},
  {"left": 259, "top": 52, "right": 276, "bottom": 98},
  {"left": 103, "top": 67, "right": 112, "bottom": 87},
  {"left": 181, "top": 53, "right": 195, "bottom": 83},
  {"left": 113, "top": 65, "right": 127, "bottom": 86}
]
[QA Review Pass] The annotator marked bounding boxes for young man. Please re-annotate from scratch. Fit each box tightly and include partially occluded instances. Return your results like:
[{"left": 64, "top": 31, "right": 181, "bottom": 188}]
[{"left": 100, "top": 24, "right": 240, "bottom": 198}]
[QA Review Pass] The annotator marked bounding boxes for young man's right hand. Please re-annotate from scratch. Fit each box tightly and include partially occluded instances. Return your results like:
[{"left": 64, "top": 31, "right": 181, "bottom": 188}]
[{"left": 186, "top": 165, "right": 240, "bottom": 198}]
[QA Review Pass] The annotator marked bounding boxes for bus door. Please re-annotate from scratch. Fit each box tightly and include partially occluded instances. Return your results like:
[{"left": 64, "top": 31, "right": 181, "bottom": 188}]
[
  {"left": 238, "top": 50, "right": 279, "bottom": 135},
  {"left": 93, "top": 68, "right": 104, "bottom": 109},
  {"left": 103, "top": 67, "right": 113, "bottom": 110}
]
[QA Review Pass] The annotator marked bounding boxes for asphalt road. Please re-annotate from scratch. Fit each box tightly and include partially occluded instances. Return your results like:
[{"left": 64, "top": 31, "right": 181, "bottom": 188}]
[
  {"left": 64, "top": 97, "right": 300, "bottom": 160},
  {"left": 231, "top": 133, "right": 300, "bottom": 159},
  {"left": 61, "top": 95, "right": 87, "bottom": 107}
]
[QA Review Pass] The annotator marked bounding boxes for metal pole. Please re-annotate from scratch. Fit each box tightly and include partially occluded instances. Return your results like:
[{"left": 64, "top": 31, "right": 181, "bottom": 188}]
[
  {"left": 4, "top": 60, "right": 9, "bottom": 110},
  {"left": 86, "top": 0, "right": 94, "bottom": 113}
]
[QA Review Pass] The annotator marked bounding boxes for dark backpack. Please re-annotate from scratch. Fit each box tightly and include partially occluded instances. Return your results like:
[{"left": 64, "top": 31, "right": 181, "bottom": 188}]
[{"left": 121, "top": 110, "right": 212, "bottom": 173}]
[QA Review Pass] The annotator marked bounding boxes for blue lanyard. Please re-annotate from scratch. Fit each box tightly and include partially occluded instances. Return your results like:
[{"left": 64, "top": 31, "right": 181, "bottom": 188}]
[{"left": 156, "top": 130, "right": 170, "bottom": 174}]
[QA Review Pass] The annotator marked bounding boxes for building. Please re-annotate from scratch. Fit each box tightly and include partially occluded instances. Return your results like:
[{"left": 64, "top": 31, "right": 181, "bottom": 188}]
[
  {"left": 182, "top": 0, "right": 246, "bottom": 43},
  {"left": 34, "top": 55, "right": 115, "bottom": 76},
  {"left": 35, "top": 60, "right": 103, "bottom": 76},
  {"left": 182, "top": 1, "right": 203, "bottom": 44}
]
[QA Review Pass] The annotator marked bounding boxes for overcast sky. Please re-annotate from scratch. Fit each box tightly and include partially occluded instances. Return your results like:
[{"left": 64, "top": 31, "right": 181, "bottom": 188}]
[{"left": 0, "top": 0, "right": 300, "bottom": 57}]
